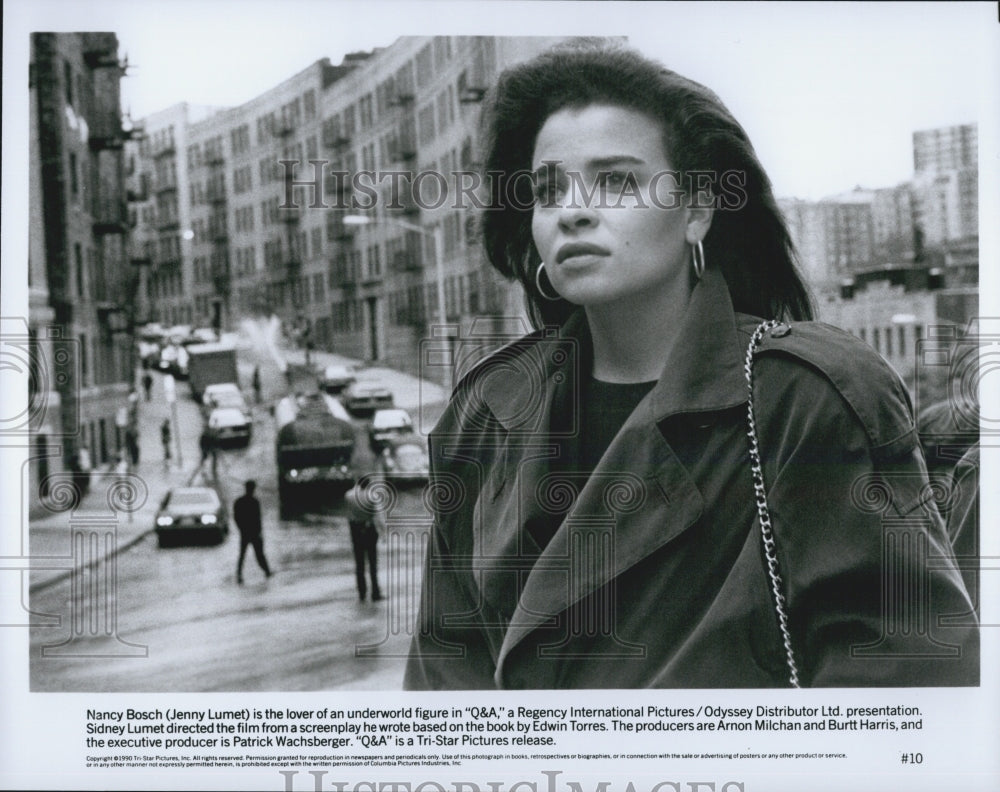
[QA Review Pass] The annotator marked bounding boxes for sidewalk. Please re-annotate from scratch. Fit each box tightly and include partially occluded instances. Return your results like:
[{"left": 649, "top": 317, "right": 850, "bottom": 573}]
[{"left": 29, "top": 371, "right": 207, "bottom": 593}]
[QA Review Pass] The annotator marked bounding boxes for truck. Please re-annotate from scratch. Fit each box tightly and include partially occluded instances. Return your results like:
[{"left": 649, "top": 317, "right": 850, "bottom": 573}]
[
  {"left": 275, "top": 391, "right": 357, "bottom": 518},
  {"left": 186, "top": 342, "right": 239, "bottom": 402}
]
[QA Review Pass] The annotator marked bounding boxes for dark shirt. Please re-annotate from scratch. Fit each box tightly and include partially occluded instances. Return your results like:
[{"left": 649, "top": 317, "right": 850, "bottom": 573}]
[
  {"left": 233, "top": 494, "right": 262, "bottom": 536},
  {"left": 528, "top": 377, "right": 656, "bottom": 550}
]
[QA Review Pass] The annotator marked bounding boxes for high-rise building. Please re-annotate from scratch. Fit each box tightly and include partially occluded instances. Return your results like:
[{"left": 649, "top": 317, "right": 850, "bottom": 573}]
[
  {"left": 913, "top": 123, "right": 977, "bottom": 174},
  {"left": 911, "top": 123, "right": 978, "bottom": 256},
  {"left": 29, "top": 32, "right": 137, "bottom": 499}
]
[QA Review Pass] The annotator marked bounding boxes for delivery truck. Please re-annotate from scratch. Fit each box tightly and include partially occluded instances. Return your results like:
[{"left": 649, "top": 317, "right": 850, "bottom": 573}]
[{"left": 186, "top": 342, "right": 238, "bottom": 402}]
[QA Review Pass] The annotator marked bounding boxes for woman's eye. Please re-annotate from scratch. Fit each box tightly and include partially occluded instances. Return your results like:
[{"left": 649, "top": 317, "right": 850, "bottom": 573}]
[
  {"left": 533, "top": 180, "right": 562, "bottom": 203},
  {"left": 600, "top": 170, "right": 631, "bottom": 188}
]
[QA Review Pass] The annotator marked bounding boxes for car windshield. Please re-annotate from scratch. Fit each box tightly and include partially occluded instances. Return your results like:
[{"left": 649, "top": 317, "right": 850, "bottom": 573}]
[
  {"left": 211, "top": 392, "right": 245, "bottom": 407},
  {"left": 166, "top": 490, "right": 218, "bottom": 509},
  {"left": 211, "top": 408, "right": 247, "bottom": 425},
  {"left": 324, "top": 366, "right": 350, "bottom": 377},
  {"left": 205, "top": 384, "right": 240, "bottom": 398},
  {"left": 373, "top": 411, "right": 410, "bottom": 429}
]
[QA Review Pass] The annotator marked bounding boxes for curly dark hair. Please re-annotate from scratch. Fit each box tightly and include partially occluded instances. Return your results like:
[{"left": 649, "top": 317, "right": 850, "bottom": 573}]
[{"left": 479, "top": 39, "right": 814, "bottom": 327}]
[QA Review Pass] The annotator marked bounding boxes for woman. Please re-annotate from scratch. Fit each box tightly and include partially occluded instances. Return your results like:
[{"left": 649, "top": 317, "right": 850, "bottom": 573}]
[{"left": 404, "top": 42, "right": 977, "bottom": 689}]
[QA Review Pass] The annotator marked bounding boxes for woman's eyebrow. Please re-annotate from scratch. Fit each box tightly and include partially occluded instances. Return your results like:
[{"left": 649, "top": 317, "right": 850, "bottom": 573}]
[
  {"left": 588, "top": 155, "right": 645, "bottom": 168},
  {"left": 531, "top": 155, "right": 645, "bottom": 179}
]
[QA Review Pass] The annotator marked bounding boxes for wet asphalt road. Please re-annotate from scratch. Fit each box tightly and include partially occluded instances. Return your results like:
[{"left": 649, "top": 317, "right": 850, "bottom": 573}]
[{"left": 29, "top": 348, "right": 441, "bottom": 692}]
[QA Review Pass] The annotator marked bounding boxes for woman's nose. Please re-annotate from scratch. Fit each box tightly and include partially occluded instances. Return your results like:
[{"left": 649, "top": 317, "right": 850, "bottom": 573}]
[{"left": 556, "top": 197, "right": 599, "bottom": 231}]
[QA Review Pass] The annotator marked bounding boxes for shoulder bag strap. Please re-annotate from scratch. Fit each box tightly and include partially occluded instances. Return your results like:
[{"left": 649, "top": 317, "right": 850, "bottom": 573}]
[{"left": 744, "top": 319, "right": 802, "bottom": 688}]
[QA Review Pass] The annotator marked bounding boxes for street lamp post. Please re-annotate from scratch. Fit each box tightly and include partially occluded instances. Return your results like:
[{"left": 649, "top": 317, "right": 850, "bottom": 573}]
[{"left": 342, "top": 215, "right": 451, "bottom": 393}]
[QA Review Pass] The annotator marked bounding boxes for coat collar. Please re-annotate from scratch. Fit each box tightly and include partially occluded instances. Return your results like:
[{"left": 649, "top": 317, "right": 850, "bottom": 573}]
[
  {"left": 480, "top": 265, "right": 749, "bottom": 429},
  {"left": 475, "top": 267, "right": 754, "bottom": 686}
]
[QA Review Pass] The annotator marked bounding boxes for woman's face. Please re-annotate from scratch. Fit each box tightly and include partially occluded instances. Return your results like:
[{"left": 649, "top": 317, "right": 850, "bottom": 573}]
[{"left": 530, "top": 103, "right": 707, "bottom": 310}]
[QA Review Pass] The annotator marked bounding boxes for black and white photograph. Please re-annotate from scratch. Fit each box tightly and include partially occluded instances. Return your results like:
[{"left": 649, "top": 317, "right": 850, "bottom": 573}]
[{"left": 2, "top": 1, "right": 998, "bottom": 790}]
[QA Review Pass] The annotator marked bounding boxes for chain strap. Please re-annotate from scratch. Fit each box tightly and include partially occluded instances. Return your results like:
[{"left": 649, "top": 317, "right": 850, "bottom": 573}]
[{"left": 744, "top": 319, "right": 801, "bottom": 688}]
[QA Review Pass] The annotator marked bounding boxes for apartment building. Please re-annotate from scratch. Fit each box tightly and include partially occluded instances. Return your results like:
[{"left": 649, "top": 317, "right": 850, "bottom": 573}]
[
  {"left": 132, "top": 36, "right": 570, "bottom": 380},
  {"left": 29, "top": 32, "right": 136, "bottom": 493}
]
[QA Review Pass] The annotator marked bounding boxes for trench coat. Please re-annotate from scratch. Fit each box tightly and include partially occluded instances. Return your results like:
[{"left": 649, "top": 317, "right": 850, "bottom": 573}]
[{"left": 404, "top": 267, "right": 979, "bottom": 689}]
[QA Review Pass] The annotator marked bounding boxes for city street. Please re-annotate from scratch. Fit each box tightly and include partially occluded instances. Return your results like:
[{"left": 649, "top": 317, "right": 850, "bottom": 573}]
[{"left": 28, "top": 325, "right": 446, "bottom": 691}]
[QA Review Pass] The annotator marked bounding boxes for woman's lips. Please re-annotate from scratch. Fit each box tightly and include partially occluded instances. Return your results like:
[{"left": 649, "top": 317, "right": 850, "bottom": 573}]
[{"left": 555, "top": 242, "right": 611, "bottom": 265}]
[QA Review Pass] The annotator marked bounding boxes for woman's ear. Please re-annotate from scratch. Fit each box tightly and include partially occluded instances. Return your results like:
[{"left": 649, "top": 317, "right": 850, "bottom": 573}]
[{"left": 685, "top": 194, "right": 714, "bottom": 246}]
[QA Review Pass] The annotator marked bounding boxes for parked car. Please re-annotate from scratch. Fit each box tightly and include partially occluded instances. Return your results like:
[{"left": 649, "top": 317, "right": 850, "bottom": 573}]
[
  {"left": 202, "top": 382, "right": 248, "bottom": 417},
  {"left": 203, "top": 388, "right": 250, "bottom": 420},
  {"left": 376, "top": 434, "right": 430, "bottom": 485},
  {"left": 138, "top": 339, "right": 163, "bottom": 368},
  {"left": 154, "top": 486, "right": 228, "bottom": 547},
  {"left": 317, "top": 363, "right": 357, "bottom": 394},
  {"left": 369, "top": 408, "right": 414, "bottom": 453},
  {"left": 187, "top": 327, "right": 219, "bottom": 345},
  {"left": 137, "top": 324, "right": 166, "bottom": 368},
  {"left": 341, "top": 379, "right": 394, "bottom": 417},
  {"left": 158, "top": 343, "right": 189, "bottom": 378},
  {"left": 207, "top": 406, "right": 252, "bottom": 447}
]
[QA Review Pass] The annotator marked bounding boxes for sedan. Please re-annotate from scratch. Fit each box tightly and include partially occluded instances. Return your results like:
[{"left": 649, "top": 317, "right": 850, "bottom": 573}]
[
  {"left": 154, "top": 486, "right": 228, "bottom": 547},
  {"left": 318, "top": 363, "right": 357, "bottom": 394},
  {"left": 376, "top": 434, "right": 430, "bottom": 485},
  {"left": 369, "top": 408, "right": 414, "bottom": 453},
  {"left": 204, "top": 389, "right": 250, "bottom": 420},
  {"left": 207, "top": 406, "right": 252, "bottom": 447},
  {"left": 158, "top": 344, "right": 189, "bottom": 378},
  {"left": 341, "top": 379, "right": 394, "bottom": 417}
]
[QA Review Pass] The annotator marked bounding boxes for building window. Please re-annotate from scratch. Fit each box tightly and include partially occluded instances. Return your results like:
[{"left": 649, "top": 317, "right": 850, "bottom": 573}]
[
  {"left": 79, "top": 333, "right": 88, "bottom": 386},
  {"left": 359, "top": 94, "right": 374, "bottom": 129},
  {"left": 64, "top": 60, "right": 74, "bottom": 106},
  {"left": 69, "top": 152, "right": 78, "bottom": 197}
]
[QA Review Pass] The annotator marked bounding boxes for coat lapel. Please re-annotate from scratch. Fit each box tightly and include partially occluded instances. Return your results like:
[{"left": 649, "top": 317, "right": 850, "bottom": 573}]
[{"left": 481, "top": 268, "right": 753, "bottom": 683}]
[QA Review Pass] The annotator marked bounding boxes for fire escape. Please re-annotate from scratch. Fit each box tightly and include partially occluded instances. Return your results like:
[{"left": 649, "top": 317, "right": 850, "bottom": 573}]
[{"left": 207, "top": 148, "right": 230, "bottom": 329}]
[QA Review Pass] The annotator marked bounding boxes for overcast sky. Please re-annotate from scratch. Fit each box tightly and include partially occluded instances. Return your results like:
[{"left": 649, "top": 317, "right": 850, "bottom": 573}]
[{"left": 5, "top": 1, "right": 997, "bottom": 201}]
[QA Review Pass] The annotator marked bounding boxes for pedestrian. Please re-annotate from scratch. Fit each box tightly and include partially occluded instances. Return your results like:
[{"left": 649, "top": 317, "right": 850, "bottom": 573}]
[
  {"left": 233, "top": 480, "right": 272, "bottom": 584},
  {"left": 125, "top": 425, "right": 140, "bottom": 466},
  {"left": 344, "top": 475, "right": 385, "bottom": 602},
  {"left": 403, "top": 41, "right": 977, "bottom": 690},
  {"left": 252, "top": 365, "right": 262, "bottom": 404},
  {"left": 160, "top": 419, "right": 171, "bottom": 464},
  {"left": 142, "top": 371, "right": 153, "bottom": 401},
  {"left": 68, "top": 451, "right": 87, "bottom": 503},
  {"left": 199, "top": 427, "right": 217, "bottom": 480},
  {"left": 76, "top": 446, "right": 92, "bottom": 496}
]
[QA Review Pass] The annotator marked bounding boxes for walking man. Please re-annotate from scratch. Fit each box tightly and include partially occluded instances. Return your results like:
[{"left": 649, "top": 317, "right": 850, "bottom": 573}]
[
  {"left": 199, "top": 427, "right": 217, "bottom": 480},
  {"left": 160, "top": 419, "right": 171, "bottom": 465},
  {"left": 125, "top": 425, "right": 140, "bottom": 466},
  {"left": 233, "top": 480, "right": 272, "bottom": 584},
  {"left": 142, "top": 371, "right": 153, "bottom": 401},
  {"left": 251, "top": 365, "right": 262, "bottom": 404},
  {"left": 344, "top": 475, "right": 385, "bottom": 602}
]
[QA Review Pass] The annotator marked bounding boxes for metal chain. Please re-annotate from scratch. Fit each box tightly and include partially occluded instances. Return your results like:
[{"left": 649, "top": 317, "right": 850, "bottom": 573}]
[{"left": 744, "top": 319, "right": 801, "bottom": 688}]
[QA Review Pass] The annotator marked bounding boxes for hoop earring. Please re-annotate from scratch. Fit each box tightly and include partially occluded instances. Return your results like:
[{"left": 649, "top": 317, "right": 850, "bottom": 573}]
[
  {"left": 691, "top": 240, "right": 706, "bottom": 279},
  {"left": 535, "top": 262, "right": 561, "bottom": 301}
]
